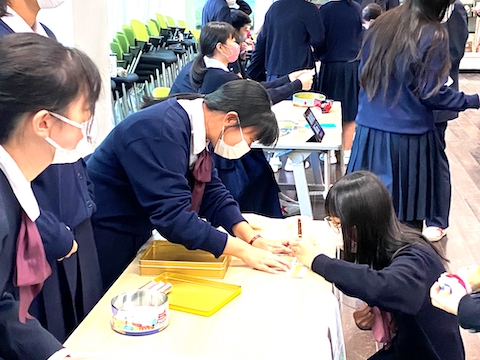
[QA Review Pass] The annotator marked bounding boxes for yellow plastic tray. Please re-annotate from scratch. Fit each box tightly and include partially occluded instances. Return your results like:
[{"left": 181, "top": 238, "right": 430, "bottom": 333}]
[
  {"left": 153, "top": 272, "right": 241, "bottom": 316},
  {"left": 139, "top": 241, "right": 230, "bottom": 278}
]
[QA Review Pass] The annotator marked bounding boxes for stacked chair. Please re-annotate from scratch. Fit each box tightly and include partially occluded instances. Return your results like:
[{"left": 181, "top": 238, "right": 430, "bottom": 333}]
[{"left": 109, "top": 15, "right": 199, "bottom": 125}]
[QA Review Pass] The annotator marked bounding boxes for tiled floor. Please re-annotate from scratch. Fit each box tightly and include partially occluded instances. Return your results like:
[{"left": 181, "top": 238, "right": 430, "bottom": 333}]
[{"left": 275, "top": 72, "right": 480, "bottom": 359}]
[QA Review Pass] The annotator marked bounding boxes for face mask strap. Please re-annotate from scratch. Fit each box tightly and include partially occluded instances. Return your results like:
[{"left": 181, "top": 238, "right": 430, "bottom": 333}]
[{"left": 49, "top": 112, "right": 83, "bottom": 129}]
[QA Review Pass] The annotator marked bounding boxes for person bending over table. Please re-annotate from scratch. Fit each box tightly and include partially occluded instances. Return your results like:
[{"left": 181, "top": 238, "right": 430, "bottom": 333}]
[
  {"left": 87, "top": 81, "right": 293, "bottom": 290},
  {"left": 292, "top": 171, "right": 464, "bottom": 360}
]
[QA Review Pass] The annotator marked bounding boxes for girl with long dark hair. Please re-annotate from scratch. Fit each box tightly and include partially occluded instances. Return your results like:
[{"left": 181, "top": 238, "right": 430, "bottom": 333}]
[
  {"left": 347, "top": 0, "right": 479, "bottom": 231},
  {"left": 292, "top": 171, "right": 464, "bottom": 360}
]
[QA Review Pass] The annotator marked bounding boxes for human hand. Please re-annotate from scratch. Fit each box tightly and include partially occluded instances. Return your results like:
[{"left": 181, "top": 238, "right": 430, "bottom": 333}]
[
  {"left": 239, "top": 246, "right": 291, "bottom": 274},
  {"left": 251, "top": 236, "right": 294, "bottom": 255},
  {"left": 288, "top": 69, "right": 312, "bottom": 82},
  {"left": 298, "top": 72, "right": 314, "bottom": 90},
  {"left": 290, "top": 239, "right": 321, "bottom": 268},
  {"left": 353, "top": 304, "right": 374, "bottom": 330},
  {"left": 58, "top": 240, "right": 78, "bottom": 261},
  {"left": 430, "top": 281, "right": 466, "bottom": 315}
]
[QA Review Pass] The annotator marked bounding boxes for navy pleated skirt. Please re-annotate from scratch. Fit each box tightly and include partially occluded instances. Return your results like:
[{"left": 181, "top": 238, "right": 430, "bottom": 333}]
[
  {"left": 318, "top": 60, "right": 360, "bottom": 123},
  {"left": 347, "top": 124, "right": 448, "bottom": 223}
]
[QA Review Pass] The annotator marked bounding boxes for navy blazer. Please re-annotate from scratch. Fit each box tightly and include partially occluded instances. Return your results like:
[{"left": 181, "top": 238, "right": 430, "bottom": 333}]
[
  {"left": 254, "top": 0, "right": 325, "bottom": 76},
  {"left": 316, "top": 0, "right": 363, "bottom": 63},
  {"left": 199, "top": 68, "right": 302, "bottom": 105},
  {"left": 87, "top": 98, "right": 245, "bottom": 257},
  {"left": 202, "top": 0, "right": 232, "bottom": 26},
  {"left": 170, "top": 61, "right": 195, "bottom": 94},
  {"left": 458, "top": 293, "right": 480, "bottom": 332},
  {"left": 0, "top": 172, "right": 63, "bottom": 360},
  {"left": 312, "top": 244, "right": 465, "bottom": 360},
  {"left": 433, "top": 0, "right": 469, "bottom": 123}
]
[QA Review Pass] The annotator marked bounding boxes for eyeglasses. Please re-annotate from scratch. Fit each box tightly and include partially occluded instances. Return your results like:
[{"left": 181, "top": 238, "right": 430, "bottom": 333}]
[
  {"left": 49, "top": 111, "right": 94, "bottom": 144},
  {"left": 324, "top": 216, "right": 341, "bottom": 234}
]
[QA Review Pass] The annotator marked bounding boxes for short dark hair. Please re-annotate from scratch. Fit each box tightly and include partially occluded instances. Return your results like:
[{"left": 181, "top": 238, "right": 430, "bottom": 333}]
[
  {"left": 362, "top": 3, "right": 383, "bottom": 21},
  {"left": 0, "top": 33, "right": 102, "bottom": 143},
  {"left": 190, "top": 22, "right": 236, "bottom": 90},
  {"left": 325, "top": 171, "right": 446, "bottom": 270},
  {"left": 0, "top": 0, "right": 7, "bottom": 17},
  {"left": 143, "top": 80, "right": 278, "bottom": 146},
  {"left": 230, "top": 10, "right": 251, "bottom": 31}
]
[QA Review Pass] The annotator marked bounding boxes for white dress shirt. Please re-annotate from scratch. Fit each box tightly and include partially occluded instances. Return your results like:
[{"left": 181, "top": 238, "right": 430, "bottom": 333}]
[
  {"left": 1, "top": 6, "right": 48, "bottom": 36},
  {"left": 0, "top": 145, "right": 40, "bottom": 221}
]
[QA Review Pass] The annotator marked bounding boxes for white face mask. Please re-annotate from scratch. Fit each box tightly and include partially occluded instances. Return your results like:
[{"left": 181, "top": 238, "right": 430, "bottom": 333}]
[
  {"left": 45, "top": 112, "right": 93, "bottom": 164},
  {"left": 37, "top": 0, "right": 66, "bottom": 9},
  {"left": 214, "top": 126, "right": 251, "bottom": 160}
]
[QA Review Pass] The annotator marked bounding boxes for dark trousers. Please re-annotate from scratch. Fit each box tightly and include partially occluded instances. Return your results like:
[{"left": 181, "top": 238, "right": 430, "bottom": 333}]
[
  {"left": 93, "top": 224, "right": 150, "bottom": 291},
  {"left": 426, "top": 122, "right": 450, "bottom": 229}
]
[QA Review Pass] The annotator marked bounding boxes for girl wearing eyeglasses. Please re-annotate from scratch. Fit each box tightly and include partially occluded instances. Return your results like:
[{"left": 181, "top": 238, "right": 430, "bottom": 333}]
[
  {"left": 292, "top": 171, "right": 464, "bottom": 360},
  {"left": 0, "top": 33, "right": 101, "bottom": 360}
]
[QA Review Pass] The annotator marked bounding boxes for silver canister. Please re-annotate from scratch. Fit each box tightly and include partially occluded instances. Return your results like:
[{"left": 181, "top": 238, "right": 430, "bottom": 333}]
[{"left": 110, "top": 289, "right": 169, "bottom": 335}]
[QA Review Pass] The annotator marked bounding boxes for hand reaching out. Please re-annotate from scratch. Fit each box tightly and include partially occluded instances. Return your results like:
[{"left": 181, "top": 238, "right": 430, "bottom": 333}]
[
  {"left": 251, "top": 236, "right": 294, "bottom": 255},
  {"left": 290, "top": 239, "right": 322, "bottom": 268},
  {"left": 239, "top": 246, "right": 291, "bottom": 274}
]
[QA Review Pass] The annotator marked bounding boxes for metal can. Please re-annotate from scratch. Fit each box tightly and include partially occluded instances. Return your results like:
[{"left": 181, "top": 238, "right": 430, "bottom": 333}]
[{"left": 110, "top": 289, "right": 169, "bottom": 335}]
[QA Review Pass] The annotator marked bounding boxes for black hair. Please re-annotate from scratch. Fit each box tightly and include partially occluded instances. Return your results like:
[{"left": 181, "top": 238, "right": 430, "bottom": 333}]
[
  {"left": 362, "top": 3, "right": 383, "bottom": 21},
  {"left": 190, "top": 22, "right": 236, "bottom": 90},
  {"left": 0, "top": 0, "right": 6, "bottom": 17},
  {"left": 230, "top": 10, "right": 251, "bottom": 31},
  {"left": 325, "top": 171, "right": 447, "bottom": 270},
  {"left": 360, "top": 0, "right": 451, "bottom": 103},
  {"left": 143, "top": 80, "right": 278, "bottom": 146},
  {"left": 0, "top": 33, "right": 102, "bottom": 144}
]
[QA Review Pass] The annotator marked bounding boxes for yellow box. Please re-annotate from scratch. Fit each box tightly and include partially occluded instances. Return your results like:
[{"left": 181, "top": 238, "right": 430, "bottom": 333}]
[
  {"left": 153, "top": 272, "right": 241, "bottom": 316},
  {"left": 139, "top": 241, "right": 230, "bottom": 278}
]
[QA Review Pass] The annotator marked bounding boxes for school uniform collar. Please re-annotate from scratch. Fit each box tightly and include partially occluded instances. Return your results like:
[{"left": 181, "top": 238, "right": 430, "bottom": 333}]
[
  {"left": 1, "top": 6, "right": 48, "bottom": 37},
  {"left": 176, "top": 98, "right": 208, "bottom": 166},
  {"left": 204, "top": 56, "right": 229, "bottom": 72},
  {"left": 0, "top": 145, "right": 40, "bottom": 221}
]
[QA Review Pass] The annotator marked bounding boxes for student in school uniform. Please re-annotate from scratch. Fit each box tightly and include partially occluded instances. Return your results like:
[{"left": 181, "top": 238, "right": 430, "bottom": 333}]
[
  {"left": 316, "top": 0, "right": 363, "bottom": 164},
  {"left": 0, "top": 0, "right": 103, "bottom": 342},
  {"left": 202, "top": 0, "right": 232, "bottom": 27},
  {"left": 346, "top": 0, "right": 479, "bottom": 231},
  {"left": 187, "top": 21, "right": 312, "bottom": 217},
  {"left": 170, "top": 20, "right": 312, "bottom": 101},
  {"left": 292, "top": 171, "right": 465, "bottom": 360},
  {"left": 87, "top": 81, "right": 293, "bottom": 290},
  {"left": 424, "top": 0, "right": 469, "bottom": 242},
  {"left": 250, "top": 0, "right": 325, "bottom": 81},
  {"left": 0, "top": 33, "right": 101, "bottom": 360}
]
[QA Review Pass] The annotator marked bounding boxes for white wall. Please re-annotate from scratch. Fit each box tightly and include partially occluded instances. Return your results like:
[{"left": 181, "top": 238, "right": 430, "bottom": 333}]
[{"left": 37, "top": 0, "right": 113, "bottom": 148}]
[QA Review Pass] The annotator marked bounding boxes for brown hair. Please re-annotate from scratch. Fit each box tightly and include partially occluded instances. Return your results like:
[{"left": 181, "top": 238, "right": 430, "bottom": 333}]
[{"left": 360, "top": 0, "right": 451, "bottom": 103}]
